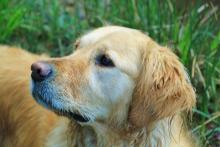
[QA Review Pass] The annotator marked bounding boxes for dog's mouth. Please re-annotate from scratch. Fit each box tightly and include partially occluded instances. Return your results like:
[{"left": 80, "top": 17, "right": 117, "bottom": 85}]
[
  {"left": 55, "top": 109, "right": 90, "bottom": 123},
  {"left": 34, "top": 94, "right": 90, "bottom": 123}
]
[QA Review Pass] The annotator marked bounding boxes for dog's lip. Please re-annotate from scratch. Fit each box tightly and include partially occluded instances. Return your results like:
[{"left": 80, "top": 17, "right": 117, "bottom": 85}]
[
  {"left": 56, "top": 110, "right": 90, "bottom": 122},
  {"left": 34, "top": 95, "right": 90, "bottom": 123}
]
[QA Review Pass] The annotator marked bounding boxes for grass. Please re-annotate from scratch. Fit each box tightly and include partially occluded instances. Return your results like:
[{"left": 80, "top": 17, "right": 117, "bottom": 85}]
[{"left": 0, "top": 0, "right": 220, "bottom": 146}]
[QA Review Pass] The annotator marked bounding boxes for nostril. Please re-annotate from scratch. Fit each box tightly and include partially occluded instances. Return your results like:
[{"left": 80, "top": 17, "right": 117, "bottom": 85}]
[
  {"left": 31, "top": 61, "right": 52, "bottom": 82},
  {"left": 36, "top": 68, "right": 41, "bottom": 75}
]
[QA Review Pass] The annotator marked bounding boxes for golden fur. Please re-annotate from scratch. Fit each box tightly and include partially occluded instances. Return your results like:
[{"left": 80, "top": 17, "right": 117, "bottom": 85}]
[{"left": 0, "top": 26, "right": 196, "bottom": 147}]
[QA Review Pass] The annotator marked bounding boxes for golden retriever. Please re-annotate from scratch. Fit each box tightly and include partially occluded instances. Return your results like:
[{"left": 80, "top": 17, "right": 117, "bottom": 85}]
[{"left": 0, "top": 26, "right": 196, "bottom": 147}]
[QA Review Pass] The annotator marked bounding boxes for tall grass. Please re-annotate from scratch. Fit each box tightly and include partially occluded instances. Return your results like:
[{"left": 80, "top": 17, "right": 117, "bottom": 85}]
[
  {"left": 0, "top": 0, "right": 219, "bottom": 146},
  {"left": 0, "top": 0, "right": 27, "bottom": 42}
]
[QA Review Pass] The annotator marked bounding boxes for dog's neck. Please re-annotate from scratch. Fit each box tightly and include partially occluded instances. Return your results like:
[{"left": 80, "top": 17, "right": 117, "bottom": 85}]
[{"left": 46, "top": 116, "right": 180, "bottom": 147}]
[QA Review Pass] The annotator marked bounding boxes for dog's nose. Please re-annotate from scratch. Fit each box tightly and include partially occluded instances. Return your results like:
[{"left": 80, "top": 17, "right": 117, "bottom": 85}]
[{"left": 31, "top": 61, "right": 52, "bottom": 82}]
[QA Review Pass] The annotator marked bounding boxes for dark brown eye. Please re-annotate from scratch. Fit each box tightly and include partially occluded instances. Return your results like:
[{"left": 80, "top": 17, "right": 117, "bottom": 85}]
[{"left": 95, "top": 54, "right": 115, "bottom": 67}]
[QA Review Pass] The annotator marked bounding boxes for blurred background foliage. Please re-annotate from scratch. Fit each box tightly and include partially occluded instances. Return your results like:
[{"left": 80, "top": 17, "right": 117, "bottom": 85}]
[{"left": 0, "top": 0, "right": 220, "bottom": 146}]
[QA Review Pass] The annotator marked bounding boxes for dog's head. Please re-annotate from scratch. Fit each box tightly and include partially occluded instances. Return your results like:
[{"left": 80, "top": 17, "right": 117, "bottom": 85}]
[{"left": 31, "top": 26, "right": 196, "bottom": 127}]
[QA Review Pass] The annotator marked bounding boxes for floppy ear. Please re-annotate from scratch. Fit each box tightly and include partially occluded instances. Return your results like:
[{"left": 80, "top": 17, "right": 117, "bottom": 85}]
[{"left": 129, "top": 44, "right": 196, "bottom": 128}]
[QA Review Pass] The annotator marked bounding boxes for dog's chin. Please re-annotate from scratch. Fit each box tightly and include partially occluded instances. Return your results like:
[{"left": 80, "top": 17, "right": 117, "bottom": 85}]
[{"left": 33, "top": 95, "right": 90, "bottom": 123}]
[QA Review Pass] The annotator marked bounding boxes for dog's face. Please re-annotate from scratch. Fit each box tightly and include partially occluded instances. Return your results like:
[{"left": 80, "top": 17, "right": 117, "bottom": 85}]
[{"left": 31, "top": 26, "right": 196, "bottom": 126}]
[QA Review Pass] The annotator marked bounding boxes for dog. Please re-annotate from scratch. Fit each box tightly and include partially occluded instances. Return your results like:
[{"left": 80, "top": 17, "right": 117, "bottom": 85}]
[{"left": 0, "top": 26, "right": 196, "bottom": 147}]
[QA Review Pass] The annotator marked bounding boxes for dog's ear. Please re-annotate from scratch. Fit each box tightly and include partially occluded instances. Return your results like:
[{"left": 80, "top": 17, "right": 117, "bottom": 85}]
[{"left": 129, "top": 44, "right": 196, "bottom": 127}]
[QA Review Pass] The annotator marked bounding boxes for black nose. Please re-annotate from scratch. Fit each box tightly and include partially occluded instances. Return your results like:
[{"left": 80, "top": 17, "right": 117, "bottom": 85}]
[{"left": 31, "top": 61, "right": 52, "bottom": 82}]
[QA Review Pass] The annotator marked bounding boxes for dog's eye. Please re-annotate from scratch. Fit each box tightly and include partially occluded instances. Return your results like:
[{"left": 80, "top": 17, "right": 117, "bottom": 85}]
[{"left": 95, "top": 54, "right": 115, "bottom": 67}]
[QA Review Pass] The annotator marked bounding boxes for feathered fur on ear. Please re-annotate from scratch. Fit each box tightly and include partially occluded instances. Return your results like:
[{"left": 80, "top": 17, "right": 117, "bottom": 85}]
[{"left": 129, "top": 43, "right": 196, "bottom": 128}]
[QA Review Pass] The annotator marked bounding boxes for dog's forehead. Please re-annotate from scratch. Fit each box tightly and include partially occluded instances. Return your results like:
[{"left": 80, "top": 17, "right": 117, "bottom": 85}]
[{"left": 78, "top": 26, "right": 139, "bottom": 48}]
